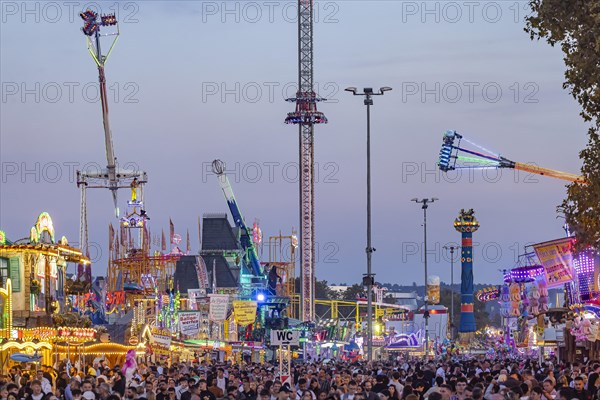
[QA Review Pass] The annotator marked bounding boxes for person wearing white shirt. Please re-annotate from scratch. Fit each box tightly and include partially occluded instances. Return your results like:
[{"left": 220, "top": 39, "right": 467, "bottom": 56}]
[
  {"left": 390, "top": 372, "right": 404, "bottom": 395},
  {"left": 35, "top": 371, "right": 52, "bottom": 395},
  {"left": 216, "top": 369, "right": 228, "bottom": 393},
  {"left": 541, "top": 380, "right": 556, "bottom": 400}
]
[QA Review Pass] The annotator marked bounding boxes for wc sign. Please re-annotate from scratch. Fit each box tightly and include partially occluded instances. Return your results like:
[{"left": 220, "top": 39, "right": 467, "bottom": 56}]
[{"left": 270, "top": 330, "right": 300, "bottom": 346}]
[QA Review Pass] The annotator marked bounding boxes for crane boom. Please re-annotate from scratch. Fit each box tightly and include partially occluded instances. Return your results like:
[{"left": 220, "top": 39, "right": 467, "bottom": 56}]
[{"left": 212, "top": 160, "right": 263, "bottom": 277}]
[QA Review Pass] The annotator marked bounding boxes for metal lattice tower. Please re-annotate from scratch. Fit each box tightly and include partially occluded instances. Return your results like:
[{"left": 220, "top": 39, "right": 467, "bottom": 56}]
[{"left": 285, "top": 0, "right": 327, "bottom": 322}]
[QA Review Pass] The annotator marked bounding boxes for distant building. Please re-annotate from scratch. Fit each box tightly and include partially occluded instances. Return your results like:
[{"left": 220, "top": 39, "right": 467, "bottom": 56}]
[
  {"left": 330, "top": 285, "right": 349, "bottom": 294},
  {"left": 386, "top": 291, "right": 419, "bottom": 311}
]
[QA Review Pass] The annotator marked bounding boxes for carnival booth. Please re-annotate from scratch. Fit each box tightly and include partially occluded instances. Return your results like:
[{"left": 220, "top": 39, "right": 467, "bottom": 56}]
[{"left": 486, "top": 237, "right": 599, "bottom": 361}]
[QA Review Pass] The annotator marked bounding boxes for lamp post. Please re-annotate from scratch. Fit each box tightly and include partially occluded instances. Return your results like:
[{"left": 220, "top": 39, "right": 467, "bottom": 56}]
[
  {"left": 346, "top": 87, "right": 392, "bottom": 361},
  {"left": 412, "top": 198, "right": 438, "bottom": 359},
  {"left": 443, "top": 245, "right": 457, "bottom": 340}
]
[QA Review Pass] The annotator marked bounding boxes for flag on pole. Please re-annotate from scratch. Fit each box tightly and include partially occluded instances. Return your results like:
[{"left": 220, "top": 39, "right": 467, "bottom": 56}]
[
  {"left": 170, "top": 218, "right": 175, "bottom": 244},
  {"left": 144, "top": 224, "right": 149, "bottom": 249},
  {"left": 109, "top": 223, "right": 114, "bottom": 252},
  {"left": 85, "top": 249, "right": 92, "bottom": 283},
  {"left": 212, "top": 259, "right": 217, "bottom": 293},
  {"left": 161, "top": 229, "right": 166, "bottom": 251},
  {"left": 186, "top": 229, "right": 191, "bottom": 254},
  {"left": 120, "top": 223, "right": 127, "bottom": 246}
]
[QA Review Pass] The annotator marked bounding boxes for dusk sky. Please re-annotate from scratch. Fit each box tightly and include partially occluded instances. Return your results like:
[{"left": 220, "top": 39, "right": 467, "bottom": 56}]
[{"left": 0, "top": 1, "right": 589, "bottom": 287}]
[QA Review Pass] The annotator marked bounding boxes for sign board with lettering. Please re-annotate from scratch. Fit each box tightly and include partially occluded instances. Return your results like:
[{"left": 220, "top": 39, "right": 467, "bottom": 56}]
[
  {"left": 533, "top": 237, "right": 576, "bottom": 288},
  {"left": 209, "top": 294, "right": 229, "bottom": 321},
  {"left": 151, "top": 328, "right": 172, "bottom": 348},
  {"left": 270, "top": 330, "right": 300, "bottom": 346},
  {"left": 179, "top": 311, "right": 201, "bottom": 337},
  {"left": 233, "top": 300, "right": 257, "bottom": 325}
]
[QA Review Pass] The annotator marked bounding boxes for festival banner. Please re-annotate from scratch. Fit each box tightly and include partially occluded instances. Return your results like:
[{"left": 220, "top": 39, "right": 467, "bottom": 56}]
[
  {"left": 232, "top": 300, "right": 257, "bottom": 325},
  {"left": 196, "top": 256, "right": 210, "bottom": 289},
  {"left": 209, "top": 294, "right": 229, "bottom": 321},
  {"left": 170, "top": 219, "right": 175, "bottom": 244},
  {"left": 179, "top": 311, "right": 201, "bottom": 337},
  {"left": 533, "top": 237, "right": 576, "bottom": 288}
]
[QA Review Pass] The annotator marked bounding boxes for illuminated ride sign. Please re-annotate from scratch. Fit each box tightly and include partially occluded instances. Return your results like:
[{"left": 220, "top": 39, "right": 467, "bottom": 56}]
[
  {"left": 476, "top": 286, "right": 500, "bottom": 302},
  {"left": 30, "top": 212, "right": 56, "bottom": 244},
  {"left": 386, "top": 331, "right": 423, "bottom": 349},
  {"left": 13, "top": 327, "right": 96, "bottom": 342}
]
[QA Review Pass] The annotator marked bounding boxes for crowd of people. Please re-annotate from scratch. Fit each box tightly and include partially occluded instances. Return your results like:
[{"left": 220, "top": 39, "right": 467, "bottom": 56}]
[{"left": 2, "top": 356, "right": 600, "bottom": 400}]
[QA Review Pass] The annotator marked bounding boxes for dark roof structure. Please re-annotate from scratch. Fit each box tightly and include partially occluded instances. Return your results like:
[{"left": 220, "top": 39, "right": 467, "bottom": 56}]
[
  {"left": 173, "top": 214, "right": 242, "bottom": 293},
  {"left": 173, "top": 255, "right": 201, "bottom": 292},
  {"left": 202, "top": 213, "right": 239, "bottom": 251},
  {"left": 201, "top": 213, "right": 241, "bottom": 289}
]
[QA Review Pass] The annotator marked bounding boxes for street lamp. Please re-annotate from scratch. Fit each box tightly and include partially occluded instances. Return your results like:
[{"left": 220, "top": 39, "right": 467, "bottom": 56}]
[
  {"left": 411, "top": 198, "right": 438, "bottom": 358},
  {"left": 346, "top": 86, "right": 392, "bottom": 361},
  {"left": 443, "top": 245, "right": 458, "bottom": 340}
]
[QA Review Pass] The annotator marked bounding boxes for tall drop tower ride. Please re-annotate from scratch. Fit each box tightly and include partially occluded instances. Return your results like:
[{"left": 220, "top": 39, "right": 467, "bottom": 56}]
[{"left": 285, "top": 0, "right": 327, "bottom": 322}]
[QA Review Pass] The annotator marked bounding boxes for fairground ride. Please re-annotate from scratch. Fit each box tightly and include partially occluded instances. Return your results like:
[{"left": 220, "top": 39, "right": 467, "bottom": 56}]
[
  {"left": 74, "top": 12, "right": 180, "bottom": 321},
  {"left": 285, "top": 0, "right": 328, "bottom": 323},
  {"left": 75, "top": 10, "right": 148, "bottom": 260},
  {"left": 213, "top": 160, "right": 298, "bottom": 343},
  {"left": 437, "top": 130, "right": 586, "bottom": 183},
  {"left": 212, "top": 160, "right": 265, "bottom": 291}
]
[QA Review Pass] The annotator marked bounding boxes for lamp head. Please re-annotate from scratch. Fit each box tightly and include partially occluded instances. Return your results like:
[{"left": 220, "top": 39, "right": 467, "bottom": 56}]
[
  {"left": 345, "top": 87, "right": 358, "bottom": 95},
  {"left": 411, "top": 198, "right": 419, "bottom": 202},
  {"left": 380, "top": 87, "right": 392, "bottom": 93}
]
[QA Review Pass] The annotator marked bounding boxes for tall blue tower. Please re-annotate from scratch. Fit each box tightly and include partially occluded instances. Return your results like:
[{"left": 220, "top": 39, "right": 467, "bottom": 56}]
[{"left": 454, "top": 209, "right": 480, "bottom": 334}]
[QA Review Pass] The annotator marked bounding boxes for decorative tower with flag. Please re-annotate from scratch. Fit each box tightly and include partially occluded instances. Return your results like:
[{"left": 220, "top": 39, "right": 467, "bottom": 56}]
[{"left": 453, "top": 209, "right": 480, "bottom": 334}]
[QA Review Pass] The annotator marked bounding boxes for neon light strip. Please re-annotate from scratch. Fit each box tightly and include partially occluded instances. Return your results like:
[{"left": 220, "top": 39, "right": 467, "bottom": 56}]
[
  {"left": 103, "top": 33, "right": 120, "bottom": 64},
  {"left": 456, "top": 155, "right": 501, "bottom": 166},
  {"left": 455, "top": 146, "right": 502, "bottom": 163},
  {"left": 461, "top": 136, "right": 501, "bottom": 158},
  {"left": 452, "top": 166, "right": 501, "bottom": 170},
  {"left": 86, "top": 37, "right": 101, "bottom": 67}
]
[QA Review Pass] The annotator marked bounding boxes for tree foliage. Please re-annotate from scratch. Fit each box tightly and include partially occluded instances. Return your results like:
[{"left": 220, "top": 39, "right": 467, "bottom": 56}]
[
  {"left": 526, "top": 0, "right": 600, "bottom": 250},
  {"left": 562, "top": 132, "right": 600, "bottom": 251},
  {"left": 383, "top": 294, "right": 396, "bottom": 304},
  {"left": 341, "top": 284, "right": 365, "bottom": 301},
  {"left": 294, "top": 277, "right": 339, "bottom": 300}
]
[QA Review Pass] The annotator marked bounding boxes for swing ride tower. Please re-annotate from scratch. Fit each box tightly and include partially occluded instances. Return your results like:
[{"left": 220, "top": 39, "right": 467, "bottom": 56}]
[{"left": 75, "top": 10, "right": 148, "bottom": 258}]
